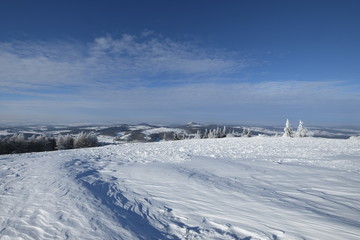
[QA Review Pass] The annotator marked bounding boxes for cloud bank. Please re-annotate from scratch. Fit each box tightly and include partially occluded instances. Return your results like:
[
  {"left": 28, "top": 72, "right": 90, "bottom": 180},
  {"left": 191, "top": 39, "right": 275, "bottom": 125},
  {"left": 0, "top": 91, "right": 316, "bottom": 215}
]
[{"left": 1, "top": 34, "right": 359, "bottom": 125}]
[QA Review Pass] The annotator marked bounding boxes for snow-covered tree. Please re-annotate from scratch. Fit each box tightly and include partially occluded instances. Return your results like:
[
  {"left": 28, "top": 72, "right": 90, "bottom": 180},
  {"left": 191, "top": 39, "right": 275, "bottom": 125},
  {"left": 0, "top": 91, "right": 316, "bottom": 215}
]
[
  {"left": 221, "top": 126, "right": 227, "bottom": 138},
  {"left": 206, "top": 126, "right": 227, "bottom": 139},
  {"left": 203, "top": 129, "right": 209, "bottom": 139},
  {"left": 27, "top": 134, "right": 45, "bottom": 152},
  {"left": 21, "top": 134, "right": 55, "bottom": 152},
  {"left": 0, "top": 133, "right": 56, "bottom": 154},
  {"left": 283, "top": 119, "right": 293, "bottom": 137},
  {"left": 295, "top": 120, "right": 309, "bottom": 137},
  {"left": 10, "top": 133, "right": 25, "bottom": 144},
  {"left": 208, "top": 129, "right": 216, "bottom": 138},
  {"left": 35, "top": 134, "right": 56, "bottom": 151},
  {"left": 194, "top": 130, "right": 201, "bottom": 139},
  {"left": 74, "top": 132, "right": 98, "bottom": 148},
  {"left": 242, "top": 128, "right": 251, "bottom": 137},
  {"left": 226, "top": 130, "right": 236, "bottom": 138},
  {"left": 295, "top": 120, "right": 303, "bottom": 137},
  {"left": 174, "top": 133, "right": 186, "bottom": 140},
  {"left": 8, "top": 133, "right": 26, "bottom": 153},
  {"left": 56, "top": 134, "right": 74, "bottom": 150}
]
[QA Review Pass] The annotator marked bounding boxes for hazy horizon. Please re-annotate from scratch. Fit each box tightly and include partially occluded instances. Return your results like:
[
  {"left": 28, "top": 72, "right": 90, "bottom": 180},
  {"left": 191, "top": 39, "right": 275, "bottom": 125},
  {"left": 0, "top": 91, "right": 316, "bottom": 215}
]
[{"left": 1, "top": 120, "right": 360, "bottom": 130}]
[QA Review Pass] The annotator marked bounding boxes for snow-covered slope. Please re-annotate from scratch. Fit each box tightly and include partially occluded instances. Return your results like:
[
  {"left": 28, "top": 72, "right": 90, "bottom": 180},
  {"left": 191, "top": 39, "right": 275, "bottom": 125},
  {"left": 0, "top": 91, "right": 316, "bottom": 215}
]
[{"left": 1, "top": 137, "right": 359, "bottom": 240}]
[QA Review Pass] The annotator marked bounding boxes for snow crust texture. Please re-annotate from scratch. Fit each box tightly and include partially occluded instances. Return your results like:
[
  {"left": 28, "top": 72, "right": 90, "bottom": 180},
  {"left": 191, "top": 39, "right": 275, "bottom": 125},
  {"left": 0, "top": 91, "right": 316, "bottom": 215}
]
[{"left": 1, "top": 137, "right": 360, "bottom": 240}]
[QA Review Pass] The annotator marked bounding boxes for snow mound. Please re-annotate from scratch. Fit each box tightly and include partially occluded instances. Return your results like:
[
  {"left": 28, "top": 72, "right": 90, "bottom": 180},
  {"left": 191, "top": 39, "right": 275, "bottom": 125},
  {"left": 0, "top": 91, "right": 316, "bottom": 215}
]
[{"left": 1, "top": 138, "right": 360, "bottom": 239}]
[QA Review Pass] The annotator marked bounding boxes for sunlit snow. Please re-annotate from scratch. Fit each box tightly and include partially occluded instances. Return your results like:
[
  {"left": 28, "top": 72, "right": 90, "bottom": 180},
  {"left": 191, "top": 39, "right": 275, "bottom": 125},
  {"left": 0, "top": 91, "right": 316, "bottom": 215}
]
[{"left": 1, "top": 137, "right": 359, "bottom": 239}]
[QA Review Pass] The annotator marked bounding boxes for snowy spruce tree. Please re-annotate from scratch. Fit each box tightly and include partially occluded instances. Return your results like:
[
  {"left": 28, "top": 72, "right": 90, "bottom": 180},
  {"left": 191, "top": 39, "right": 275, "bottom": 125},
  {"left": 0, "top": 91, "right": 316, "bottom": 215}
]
[
  {"left": 226, "top": 130, "right": 236, "bottom": 138},
  {"left": 294, "top": 120, "right": 309, "bottom": 137},
  {"left": 194, "top": 130, "right": 201, "bottom": 139},
  {"left": 283, "top": 119, "right": 293, "bottom": 137},
  {"left": 207, "top": 129, "right": 215, "bottom": 138},
  {"left": 242, "top": 128, "right": 251, "bottom": 137},
  {"left": 221, "top": 126, "right": 226, "bottom": 138},
  {"left": 295, "top": 120, "right": 304, "bottom": 137},
  {"left": 203, "top": 129, "right": 209, "bottom": 139}
]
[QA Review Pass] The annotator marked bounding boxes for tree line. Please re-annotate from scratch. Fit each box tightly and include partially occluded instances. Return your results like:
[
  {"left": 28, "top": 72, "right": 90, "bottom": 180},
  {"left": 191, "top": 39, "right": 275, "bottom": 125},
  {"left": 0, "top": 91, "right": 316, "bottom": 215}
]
[
  {"left": 0, "top": 132, "right": 98, "bottom": 155},
  {"left": 0, "top": 120, "right": 311, "bottom": 155},
  {"left": 173, "top": 126, "right": 252, "bottom": 140}
]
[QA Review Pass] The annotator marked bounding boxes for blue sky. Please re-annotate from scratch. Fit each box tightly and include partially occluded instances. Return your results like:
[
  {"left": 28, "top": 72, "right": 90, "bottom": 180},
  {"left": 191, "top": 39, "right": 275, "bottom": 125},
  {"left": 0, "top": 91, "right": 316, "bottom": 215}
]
[{"left": 1, "top": 0, "right": 359, "bottom": 126}]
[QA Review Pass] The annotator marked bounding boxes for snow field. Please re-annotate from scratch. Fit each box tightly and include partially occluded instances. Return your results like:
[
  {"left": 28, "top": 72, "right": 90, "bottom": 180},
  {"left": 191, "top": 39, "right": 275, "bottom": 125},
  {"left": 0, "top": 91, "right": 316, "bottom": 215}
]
[
  {"left": 142, "top": 127, "right": 186, "bottom": 136},
  {"left": 1, "top": 137, "right": 360, "bottom": 239}
]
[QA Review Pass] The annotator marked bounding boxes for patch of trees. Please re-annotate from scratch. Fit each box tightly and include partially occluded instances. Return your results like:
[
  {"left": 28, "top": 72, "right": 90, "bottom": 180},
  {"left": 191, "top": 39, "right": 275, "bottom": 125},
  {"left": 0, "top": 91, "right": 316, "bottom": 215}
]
[
  {"left": 173, "top": 126, "right": 247, "bottom": 140},
  {"left": 0, "top": 132, "right": 98, "bottom": 155},
  {"left": 204, "top": 126, "right": 227, "bottom": 139},
  {"left": 283, "top": 119, "right": 311, "bottom": 137}
]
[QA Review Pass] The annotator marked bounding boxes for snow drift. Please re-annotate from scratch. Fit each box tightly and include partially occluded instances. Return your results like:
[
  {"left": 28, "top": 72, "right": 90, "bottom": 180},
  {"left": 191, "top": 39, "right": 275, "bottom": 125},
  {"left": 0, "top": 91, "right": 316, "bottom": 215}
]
[{"left": 1, "top": 137, "right": 360, "bottom": 239}]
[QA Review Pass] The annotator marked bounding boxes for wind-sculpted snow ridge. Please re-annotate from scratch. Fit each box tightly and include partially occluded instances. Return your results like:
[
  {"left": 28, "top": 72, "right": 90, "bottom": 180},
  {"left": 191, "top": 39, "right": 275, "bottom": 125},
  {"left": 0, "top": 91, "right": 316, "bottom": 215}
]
[{"left": 1, "top": 137, "right": 360, "bottom": 239}]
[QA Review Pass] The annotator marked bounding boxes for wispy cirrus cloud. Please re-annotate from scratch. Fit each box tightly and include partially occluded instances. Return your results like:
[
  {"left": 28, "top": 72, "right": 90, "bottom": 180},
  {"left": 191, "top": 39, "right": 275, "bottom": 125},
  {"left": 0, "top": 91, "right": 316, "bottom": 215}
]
[
  {"left": 88, "top": 34, "right": 244, "bottom": 77},
  {"left": 0, "top": 33, "right": 246, "bottom": 91}
]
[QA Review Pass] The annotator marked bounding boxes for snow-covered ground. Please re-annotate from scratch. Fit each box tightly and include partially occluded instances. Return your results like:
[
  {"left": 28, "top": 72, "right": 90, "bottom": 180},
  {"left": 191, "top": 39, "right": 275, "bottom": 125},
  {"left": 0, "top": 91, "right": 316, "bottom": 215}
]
[
  {"left": 0, "top": 137, "right": 359, "bottom": 240},
  {"left": 0, "top": 131, "right": 11, "bottom": 136},
  {"left": 142, "top": 127, "right": 185, "bottom": 136}
]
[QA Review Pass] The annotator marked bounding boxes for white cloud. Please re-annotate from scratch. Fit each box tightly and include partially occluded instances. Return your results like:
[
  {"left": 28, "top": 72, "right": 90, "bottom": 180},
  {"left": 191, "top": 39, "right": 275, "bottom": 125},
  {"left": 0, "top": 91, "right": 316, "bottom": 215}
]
[
  {"left": 0, "top": 34, "right": 245, "bottom": 91},
  {"left": 1, "top": 34, "right": 359, "bottom": 125},
  {"left": 0, "top": 40, "right": 86, "bottom": 89}
]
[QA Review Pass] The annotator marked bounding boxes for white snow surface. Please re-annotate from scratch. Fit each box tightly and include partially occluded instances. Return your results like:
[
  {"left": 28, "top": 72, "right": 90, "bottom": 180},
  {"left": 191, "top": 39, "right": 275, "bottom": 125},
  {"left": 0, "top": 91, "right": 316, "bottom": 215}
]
[
  {"left": 142, "top": 127, "right": 185, "bottom": 135},
  {"left": 97, "top": 135, "right": 116, "bottom": 144},
  {"left": 0, "top": 131, "right": 11, "bottom": 136},
  {"left": 1, "top": 137, "right": 360, "bottom": 240}
]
